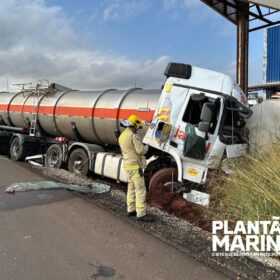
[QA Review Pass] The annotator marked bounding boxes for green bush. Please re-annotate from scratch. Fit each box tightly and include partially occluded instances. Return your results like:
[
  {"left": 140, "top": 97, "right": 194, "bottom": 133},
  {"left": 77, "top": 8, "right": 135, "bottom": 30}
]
[{"left": 210, "top": 147, "right": 280, "bottom": 222}]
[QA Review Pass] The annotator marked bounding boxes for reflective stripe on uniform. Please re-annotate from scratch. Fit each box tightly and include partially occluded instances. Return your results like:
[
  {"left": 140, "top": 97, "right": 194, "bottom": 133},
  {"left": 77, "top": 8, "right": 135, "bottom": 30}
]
[
  {"left": 124, "top": 164, "right": 139, "bottom": 171},
  {"left": 127, "top": 197, "right": 135, "bottom": 203},
  {"left": 136, "top": 203, "right": 145, "bottom": 209},
  {"left": 133, "top": 172, "right": 141, "bottom": 178}
]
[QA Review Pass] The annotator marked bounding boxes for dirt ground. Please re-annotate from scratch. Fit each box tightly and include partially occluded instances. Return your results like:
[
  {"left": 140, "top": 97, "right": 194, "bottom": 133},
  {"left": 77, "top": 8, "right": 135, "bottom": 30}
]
[
  {"left": 147, "top": 188, "right": 212, "bottom": 231},
  {"left": 112, "top": 179, "right": 212, "bottom": 232}
]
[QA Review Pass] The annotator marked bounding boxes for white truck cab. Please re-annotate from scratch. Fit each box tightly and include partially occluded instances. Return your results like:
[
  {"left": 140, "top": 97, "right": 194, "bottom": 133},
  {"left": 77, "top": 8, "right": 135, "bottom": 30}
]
[{"left": 143, "top": 63, "right": 252, "bottom": 185}]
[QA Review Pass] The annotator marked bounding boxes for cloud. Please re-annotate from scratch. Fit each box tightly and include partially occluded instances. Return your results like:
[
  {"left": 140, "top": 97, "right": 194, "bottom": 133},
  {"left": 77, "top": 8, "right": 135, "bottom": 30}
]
[
  {"left": 0, "top": 0, "right": 169, "bottom": 91},
  {"left": 163, "top": 0, "right": 211, "bottom": 21},
  {"left": 0, "top": 0, "right": 78, "bottom": 51},
  {"left": 35, "top": 50, "right": 169, "bottom": 89},
  {"left": 102, "top": 0, "right": 149, "bottom": 21}
]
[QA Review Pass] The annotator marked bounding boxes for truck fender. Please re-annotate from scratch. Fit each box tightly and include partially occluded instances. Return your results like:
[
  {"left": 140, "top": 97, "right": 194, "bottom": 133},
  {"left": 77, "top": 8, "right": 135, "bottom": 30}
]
[
  {"left": 68, "top": 142, "right": 104, "bottom": 171},
  {"left": 166, "top": 149, "right": 183, "bottom": 182},
  {"left": 144, "top": 153, "right": 183, "bottom": 185}
]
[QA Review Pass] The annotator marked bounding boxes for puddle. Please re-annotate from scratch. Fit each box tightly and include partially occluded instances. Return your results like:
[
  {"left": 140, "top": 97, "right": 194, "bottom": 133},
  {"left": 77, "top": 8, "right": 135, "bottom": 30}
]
[
  {"left": 5, "top": 181, "right": 110, "bottom": 194},
  {"left": 88, "top": 263, "right": 116, "bottom": 279}
]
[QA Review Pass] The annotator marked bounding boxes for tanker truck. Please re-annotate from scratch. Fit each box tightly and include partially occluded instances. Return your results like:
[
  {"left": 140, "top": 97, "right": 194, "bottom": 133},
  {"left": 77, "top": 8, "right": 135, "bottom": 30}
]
[{"left": 0, "top": 63, "right": 252, "bottom": 193}]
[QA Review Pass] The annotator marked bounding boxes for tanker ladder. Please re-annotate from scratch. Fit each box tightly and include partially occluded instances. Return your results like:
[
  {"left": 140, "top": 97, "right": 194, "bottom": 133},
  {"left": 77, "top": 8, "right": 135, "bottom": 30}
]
[{"left": 29, "top": 80, "right": 50, "bottom": 136}]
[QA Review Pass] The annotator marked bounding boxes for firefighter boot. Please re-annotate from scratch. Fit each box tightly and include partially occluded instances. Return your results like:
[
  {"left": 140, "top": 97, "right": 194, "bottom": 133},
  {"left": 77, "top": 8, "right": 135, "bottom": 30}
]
[
  {"left": 137, "top": 214, "right": 154, "bottom": 222},
  {"left": 128, "top": 211, "right": 137, "bottom": 217}
]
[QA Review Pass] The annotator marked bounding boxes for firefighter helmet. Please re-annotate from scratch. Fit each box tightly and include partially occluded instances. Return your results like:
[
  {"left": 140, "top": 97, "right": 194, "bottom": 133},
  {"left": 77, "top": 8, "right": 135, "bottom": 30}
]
[{"left": 127, "top": 115, "right": 143, "bottom": 129}]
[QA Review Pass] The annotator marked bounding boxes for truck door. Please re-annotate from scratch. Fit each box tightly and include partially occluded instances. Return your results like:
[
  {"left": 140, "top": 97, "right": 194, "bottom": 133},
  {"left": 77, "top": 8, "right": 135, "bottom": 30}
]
[{"left": 171, "top": 89, "right": 224, "bottom": 183}]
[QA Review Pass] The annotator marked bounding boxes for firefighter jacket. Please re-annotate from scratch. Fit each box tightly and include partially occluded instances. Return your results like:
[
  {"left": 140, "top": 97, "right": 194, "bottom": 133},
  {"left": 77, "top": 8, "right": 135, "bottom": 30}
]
[{"left": 118, "top": 127, "right": 148, "bottom": 171}]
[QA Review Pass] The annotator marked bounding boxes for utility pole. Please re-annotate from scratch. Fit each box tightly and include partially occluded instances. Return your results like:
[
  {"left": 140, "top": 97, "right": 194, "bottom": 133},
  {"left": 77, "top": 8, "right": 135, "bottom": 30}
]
[{"left": 236, "top": 1, "right": 249, "bottom": 94}]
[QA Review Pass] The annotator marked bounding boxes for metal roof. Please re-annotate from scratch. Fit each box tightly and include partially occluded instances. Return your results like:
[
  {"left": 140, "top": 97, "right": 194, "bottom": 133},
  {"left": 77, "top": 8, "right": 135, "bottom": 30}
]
[
  {"left": 248, "top": 82, "right": 280, "bottom": 91},
  {"left": 201, "top": 0, "right": 280, "bottom": 32},
  {"left": 243, "top": 1, "right": 280, "bottom": 10}
]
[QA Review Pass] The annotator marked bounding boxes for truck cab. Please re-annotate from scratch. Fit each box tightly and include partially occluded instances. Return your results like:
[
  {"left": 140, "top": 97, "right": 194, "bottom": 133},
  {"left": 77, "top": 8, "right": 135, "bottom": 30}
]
[{"left": 143, "top": 63, "right": 252, "bottom": 185}]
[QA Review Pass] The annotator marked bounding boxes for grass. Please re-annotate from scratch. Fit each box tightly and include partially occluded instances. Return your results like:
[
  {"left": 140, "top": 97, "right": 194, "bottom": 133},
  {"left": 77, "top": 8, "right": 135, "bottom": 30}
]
[{"left": 209, "top": 146, "right": 280, "bottom": 222}]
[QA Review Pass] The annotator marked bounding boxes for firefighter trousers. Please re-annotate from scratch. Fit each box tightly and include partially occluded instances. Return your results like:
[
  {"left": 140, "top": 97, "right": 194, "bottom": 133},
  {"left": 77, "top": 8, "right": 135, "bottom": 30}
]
[{"left": 126, "top": 169, "right": 146, "bottom": 217}]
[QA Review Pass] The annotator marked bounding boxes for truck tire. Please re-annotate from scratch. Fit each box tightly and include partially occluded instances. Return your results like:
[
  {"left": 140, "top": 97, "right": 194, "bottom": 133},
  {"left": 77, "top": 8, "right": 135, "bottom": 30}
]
[
  {"left": 45, "top": 144, "right": 64, "bottom": 169},
  {"left": 148, "top": 167, "right": 181, "bottom": 194},
  {"left": 10, "top": 137, "right": 27, "bottom": 161},
  {"left": 68, "top": 148, "right": 89, "bottom": 176}
]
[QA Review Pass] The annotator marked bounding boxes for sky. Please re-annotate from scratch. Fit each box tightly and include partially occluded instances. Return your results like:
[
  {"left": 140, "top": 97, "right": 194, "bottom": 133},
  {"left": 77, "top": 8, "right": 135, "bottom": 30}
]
[{"left": 0, "top": 0, "right": 276, "bottom": 91}]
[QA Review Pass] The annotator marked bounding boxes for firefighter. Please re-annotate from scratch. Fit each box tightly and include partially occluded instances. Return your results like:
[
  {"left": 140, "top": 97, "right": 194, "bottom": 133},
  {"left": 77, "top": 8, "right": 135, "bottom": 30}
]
[{"left": 119, "top": 115, "right": 154, "bottom": 222}]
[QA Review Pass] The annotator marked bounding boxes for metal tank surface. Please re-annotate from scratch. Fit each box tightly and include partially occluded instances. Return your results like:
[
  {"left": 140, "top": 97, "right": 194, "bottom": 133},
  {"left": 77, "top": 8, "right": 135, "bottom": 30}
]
[{"left": 0, "top": 85, "right": 161, "bottom": 145}]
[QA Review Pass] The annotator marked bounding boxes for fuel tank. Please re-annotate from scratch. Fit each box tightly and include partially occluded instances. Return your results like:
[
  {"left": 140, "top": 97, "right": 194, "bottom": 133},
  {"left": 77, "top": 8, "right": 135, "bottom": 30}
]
[{"left": 0, "top": 85, "right": 161, "bottom": 145}]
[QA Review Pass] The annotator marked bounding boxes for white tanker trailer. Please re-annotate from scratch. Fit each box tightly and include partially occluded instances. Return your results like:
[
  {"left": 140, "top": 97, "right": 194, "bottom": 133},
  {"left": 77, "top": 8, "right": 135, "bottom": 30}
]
[{"left": 0, "top": 63, "right": 253, "bottom": 192}]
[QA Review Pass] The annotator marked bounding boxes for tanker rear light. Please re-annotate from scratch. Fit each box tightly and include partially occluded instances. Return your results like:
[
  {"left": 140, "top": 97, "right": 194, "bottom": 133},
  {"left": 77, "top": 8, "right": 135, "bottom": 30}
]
[
  {"left": 54, "top": 137, "right": 69, "bottom": 143},
  {"left": 164, "top": 62, "right": 192, "bottom": 79}
]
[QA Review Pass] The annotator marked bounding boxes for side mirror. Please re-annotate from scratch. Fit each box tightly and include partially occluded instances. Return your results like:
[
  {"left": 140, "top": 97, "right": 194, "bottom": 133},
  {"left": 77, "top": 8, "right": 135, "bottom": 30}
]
[{"left": 198, "top": 102, "right": 215, "bottom": 133}]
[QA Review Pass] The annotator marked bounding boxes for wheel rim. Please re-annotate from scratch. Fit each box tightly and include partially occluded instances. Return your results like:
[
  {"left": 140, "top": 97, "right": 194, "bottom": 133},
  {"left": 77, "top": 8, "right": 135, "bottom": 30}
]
[
  {"left": 68, "top": 149, "right": 89, "bottom": 175},
  {"left": 149, "top": 168, "right": 182, "bottom": 194},
  {"left": 73, "top": 157, "right": 84, "bottom": 173},
  {"left": 163, "top": 181, "right": 182, "bottom": 194},
  {"left": 49, "top": 151, "right": 60, "bottom": 167},
  {"left": 12, "top": 142, "right": 20, "bottom": 156}
]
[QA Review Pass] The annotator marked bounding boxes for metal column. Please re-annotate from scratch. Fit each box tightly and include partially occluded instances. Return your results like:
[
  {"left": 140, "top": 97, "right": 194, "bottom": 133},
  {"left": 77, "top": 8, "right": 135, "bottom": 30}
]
[{"left": 236, "top": 2, "right": 249, "bottom": 95}]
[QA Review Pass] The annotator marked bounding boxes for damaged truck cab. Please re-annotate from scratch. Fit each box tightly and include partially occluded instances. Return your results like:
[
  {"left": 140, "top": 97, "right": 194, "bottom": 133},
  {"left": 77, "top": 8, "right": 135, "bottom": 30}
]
[{"left": 144, "top": 63, "right": 252, "bottom": 187}]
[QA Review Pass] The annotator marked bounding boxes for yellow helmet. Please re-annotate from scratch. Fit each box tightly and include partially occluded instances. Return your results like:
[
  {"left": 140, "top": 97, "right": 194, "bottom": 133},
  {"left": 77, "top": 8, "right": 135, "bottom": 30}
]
[{"left": 127, "top": 115, "right": 143, "bottom": 129}]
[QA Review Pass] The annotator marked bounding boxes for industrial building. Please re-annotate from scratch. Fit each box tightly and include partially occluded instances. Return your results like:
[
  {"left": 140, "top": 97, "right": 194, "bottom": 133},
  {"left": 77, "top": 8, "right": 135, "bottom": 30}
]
[
  {"left": 249, "top": 24, "right": 280, "bottom": 98},
  {"left": 201, "top": 0, "right": 280, "bottom": 98}
]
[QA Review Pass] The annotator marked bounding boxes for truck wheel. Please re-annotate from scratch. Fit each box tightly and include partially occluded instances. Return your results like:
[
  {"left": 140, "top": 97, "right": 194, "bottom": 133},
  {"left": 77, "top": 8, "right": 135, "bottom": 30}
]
[
  {"left": 68, "top": 148, "right": 89, "bottom": 176},
  {"left": 148, "top": 168, "right": 181, "bottom": 194},
  {"left": 45, "top": 144, "right": 64, "bottom": 169},
  {"left": 10, "top": 137, "right": 27, "bottom": 161}
]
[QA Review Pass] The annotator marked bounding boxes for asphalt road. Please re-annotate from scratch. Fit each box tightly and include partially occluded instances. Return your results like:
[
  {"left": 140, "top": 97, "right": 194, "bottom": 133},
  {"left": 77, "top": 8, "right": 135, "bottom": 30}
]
[{"left": 0, "top": 155, "right": 228, "bottom": 280}]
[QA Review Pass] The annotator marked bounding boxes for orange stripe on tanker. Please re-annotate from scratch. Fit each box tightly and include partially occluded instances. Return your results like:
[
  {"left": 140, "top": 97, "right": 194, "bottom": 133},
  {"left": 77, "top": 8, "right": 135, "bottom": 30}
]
[{"left": 0, "top": 104, "right": 155, "bottom": 121}]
